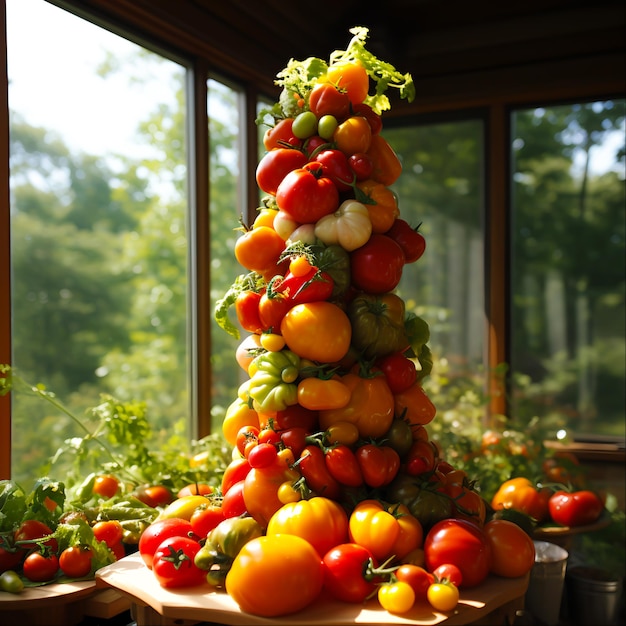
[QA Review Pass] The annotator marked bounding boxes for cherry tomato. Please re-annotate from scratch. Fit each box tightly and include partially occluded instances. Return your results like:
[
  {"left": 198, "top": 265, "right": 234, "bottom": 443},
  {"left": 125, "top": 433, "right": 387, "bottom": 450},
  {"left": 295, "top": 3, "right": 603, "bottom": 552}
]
[
  {"left": 427, "top": 581, "right": 460, "bottom": 612},
  {"left": 348, "top": 152, "right": 374, "bottom": 180},
  {"left": 394, "top": 564, "right": 434, "bottom": 599},
  {"left": 378, "top": 581, "right": 416, "bottom": 614},
  {"left": 59, "top": 545, "right": 94, "bottom": 578},
  {"left": 190, "top": 504, "right": 225, "bottom": 538},
  {"left": 433, "top": 563, "right": 463, "bottom": 587},
  {"left": 247, "top": 442, "right": 278, "bottom": 468},
  {"left": 92, "top": 520, "right": 124, "bottom": 548},
  {"left": 135, "top": 484, "right": 174, "bottom": 508},
  {"left": 177, "top": 483, "right": 213, "bottom": 498},
  {"left": 92, "top": 474, "right": 120, "bottom": 498},
  {"left": 23, "top": 550, "right": 59, "bottom": 582},
  {"left": 377, "top": 351, "right": 417, "bottom": 394}
]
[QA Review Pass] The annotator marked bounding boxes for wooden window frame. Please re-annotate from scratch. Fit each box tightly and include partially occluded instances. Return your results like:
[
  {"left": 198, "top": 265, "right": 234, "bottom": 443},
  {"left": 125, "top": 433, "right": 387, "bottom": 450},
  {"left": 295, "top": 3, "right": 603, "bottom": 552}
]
[{"left": 1, "top": 0, "right": 623, "bottom": 479}]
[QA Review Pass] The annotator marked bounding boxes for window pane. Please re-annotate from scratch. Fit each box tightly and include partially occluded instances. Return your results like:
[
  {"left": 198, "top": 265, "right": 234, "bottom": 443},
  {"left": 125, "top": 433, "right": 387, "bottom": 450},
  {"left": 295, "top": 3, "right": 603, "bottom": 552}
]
[
  {"left": 510, "top": 100, "right": 626, "bottom": 441},
  {"left": 208, "top": 79, "right": 245, "bottom": 426},
  {"left": 7, "top": 0, "right": 190, "bottom": 484},
  {"left": 385, "top": 120, "right": 485, "bottom": 372}
]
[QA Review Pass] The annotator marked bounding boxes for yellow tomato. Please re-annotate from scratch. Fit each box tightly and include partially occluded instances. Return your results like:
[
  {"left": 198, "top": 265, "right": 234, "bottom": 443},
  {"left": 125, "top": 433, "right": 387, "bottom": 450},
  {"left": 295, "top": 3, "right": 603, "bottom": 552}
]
[
  {"left": 280, "top": 301, "right": 351, "bottom": 363},
  {"left": 155, "top": 495, "right": 210, "bottom": 521},
  {"left": 222, "top": 397, "right": 260, "bottom": 445}
]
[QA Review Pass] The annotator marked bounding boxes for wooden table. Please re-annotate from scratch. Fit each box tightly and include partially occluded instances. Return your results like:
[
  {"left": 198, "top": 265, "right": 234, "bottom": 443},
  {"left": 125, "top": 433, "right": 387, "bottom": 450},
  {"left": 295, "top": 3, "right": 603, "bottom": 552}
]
[
  {"left": 96, "top": 553, "right": 529, "bottom": 626},
  {"left": 0, "top": 579, "right": 130, "bottom": 626}
]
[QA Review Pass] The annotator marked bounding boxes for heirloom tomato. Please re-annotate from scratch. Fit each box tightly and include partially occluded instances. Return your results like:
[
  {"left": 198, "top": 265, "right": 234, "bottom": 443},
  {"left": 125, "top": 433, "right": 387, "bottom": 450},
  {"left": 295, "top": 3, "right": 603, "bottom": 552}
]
[
  {"left": 23, "top": 550, "right": 59, "bottom": 582},
  {"left": 548, "top": 489, "right": 604, "bottom": 527},
  {"left": 491, "top": 477, "right": 551, "bottom": 523},
  {"left": 334, "top": 116, "right": 372, "bottom": 155},
  {"left": 266, "top": 496, "right": 349, "bottom": 557},
  {"left": 281, "top": 301, "right": 351, "bottom": 363},
  {"left": 59, "top": 545, "right": 94, "bottom": 578},
  {"left": 484, "top": 519, "right": 535, "bottom": 578},
  {"left": 348, "top": 499, "right": 422, "bottom": 562},
  {"left": 226, "top": 535, "right": 324, "bottom": 617},
  {"left": 275, "top": 162, "right": 339, "bottom": 223},
  {"left": 314, "top": 199, "right": 373, "bottom": 252},
  {"left": 318, "top": 370, "right": 394, "bottom": 438},
  {"left": 308, "top": 82, "right": 351, "bottom": 120},
  {"left": 394, "top": 381, "right": 437, "bottom": 431},
  {"left": 152, "top": 536, "right": 205, "bottom": 588},
  {"left": 348, "top": 292, "right": 408, "bottom": 360},
  {"left": 322, "top": 543, "right": 379, "bottom": 603},
  {"left": 298, "top": 444, "right": 342, "bottom": 500},
  {"left": 139, "top": 518, "right": 195, "bottom": 569},
  {"left": 366, "top": 133, "right": 402, "bottom": 186},
  {"left": 324, "top": 443, "right": 363, "bottom": 488},
  {"left": 256, "top": 147, "right": 308, "bottom": 195},
  {"left": 235, "top": 333, "right": 262, "bottom": 373},
  {"left": 350, "top": 234, "right": 405, "bottom": 294},
  {"left": 355, "top": 179, "right": 399, "bottom": 234},
  {"left": 297, "top": 376, "right": 351, "bottom": 411},
  {"left": 385, "top": 218, "right": 426, "bottom": 264},
  {"left": 355, "top": 443, "right": 400, "bottom": 488},
  {"left": 424, "top": 519, "right": 491, "bottom": 588},
  {"left": 325, "top": 61, "right": 369, "bottom": 105}
]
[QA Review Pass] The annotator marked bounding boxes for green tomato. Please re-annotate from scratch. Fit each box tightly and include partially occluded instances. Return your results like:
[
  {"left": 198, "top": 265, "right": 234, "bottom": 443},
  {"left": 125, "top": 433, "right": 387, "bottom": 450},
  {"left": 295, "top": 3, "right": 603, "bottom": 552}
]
[
  {"left": 0, "top": 570, "right": 24, "bottom": 594},
  {"left": 292, "top": 111, "right": 318, "bottom": 139},
  {"left": 317, "top": 114, "right": 338, "bottom": 139}
]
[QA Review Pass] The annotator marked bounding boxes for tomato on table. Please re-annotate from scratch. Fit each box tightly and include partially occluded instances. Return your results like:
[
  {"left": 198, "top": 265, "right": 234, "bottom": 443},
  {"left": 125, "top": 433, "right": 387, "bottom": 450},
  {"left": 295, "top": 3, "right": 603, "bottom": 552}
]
[
  {"left": 427, "top": 581, "right": 460, "bottom": 612},
  {"left": 23, "top": 550, "right": 59, "bottom": 582},
  {"left": 138, "top": 517, "right": 195, "bottom": 569},
  {"left": 483, "top": 519, "right": 535, "bottom": 578},
  {"left": 548, "top": 489, "right": 604, "bottom": 526},
  {"left": 59, "top": 545, "right": 94, "bottom": 578},
  {"left": 152, "top": 536, "right": 206, "bottom": 588},
  {"left": 378, "top": 581, "right": 416, "bottom": 614},
  {"left": 92, "top": 520, "right": 124, "bottom": 548},
  {"left": 322, "top": 543, "right": 379, "bottom": 603}
]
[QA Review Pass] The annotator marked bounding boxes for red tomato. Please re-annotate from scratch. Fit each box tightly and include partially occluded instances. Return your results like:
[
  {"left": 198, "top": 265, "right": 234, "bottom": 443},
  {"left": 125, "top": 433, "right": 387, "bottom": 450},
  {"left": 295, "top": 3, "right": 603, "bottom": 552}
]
[
  {"left": 484, "top": 519, "right": 535, "bottom": 578},
  {"left": 352, "top": 102, "right": 383, "bottom": 135},
  {"left": 275, "top": 162, "right": 340, "bottom": 223},
  {"left": 135, "top": 484, "right": 174, "bottom": 508},
  {"left": 0, "top": 545, "right": 24, "bottom": 574},
  {"left": 256, "top": 147, "right": 308, "bottom": 195},
  {"left": 424, "top": 519, "right": 492, "bottom": 588},
  {"left": 350, "top": 234, "right": 405, "bottom": 294},
  {"left": 433, "top": 562, "right": 463, "bottom": 587},
  {"left": 385, "top": 218, "right": 427, "bottom": 264},
  {"left": 92, "top": 474, "right": 120, "bottom": 498},
  {"left": 308, "top": 82, "right": 351, "bottom": 120},
  {"left": 138, "top": 517, "right": 195, "bottom": 569},
  {"left": 59, "top": 545, "right": 94, "bottom": 578},
  {"left": 190, "top": 505, "right": 225, "bottom": 538},
  {"left": 234, "top": 290, "right": 263, "bottom": 334},
  {"left": 263, "top": 118, "right": 302, "bottom": 151},
  {"left": 221, "top": 457, "right": 252, "bottom": 495},
  {"left": 152, "top": 536, "right": 206, "bottom": 588},
  {"left": 221, "top": 480, "right": 247, "bottom": 518},
  {"left": 348, "top": 152, "right": 374, "bottom": 181},
  {"left": 92, "top": 520, "right": 124, "bottom": 548},
  {"left": 394, "top": 564, "right": 434, "bottom": 599},
  {"left": 314, "top": 149, "right": 354, "bottom": 192},
  {"left": 14, "top": 520, "right": 57, "bottom": 553},
  {"left": 322, "top": 543, "right": 379, "bottom": 603},
  {"left": 377, "top": 351, "right": 418, "bottom": 394},
  {"left": 355, "top": 443, "right": 400, "bottom": 488},
  {"left": 22, "top": 551, "right": 59, "bottom": 582},
  {"left": 548, "top": 490, "right": 604, "bottom": 527},
  {"left": 258, "top": 288, "right": 292, "bottom": 332}
]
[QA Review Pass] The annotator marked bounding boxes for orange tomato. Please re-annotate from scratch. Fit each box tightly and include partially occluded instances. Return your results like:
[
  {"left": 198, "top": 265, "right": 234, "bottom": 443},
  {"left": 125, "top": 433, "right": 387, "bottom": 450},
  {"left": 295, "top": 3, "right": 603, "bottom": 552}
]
[
  {"left": 356, "top": 179, "right": 400, "bottom": 233},
  {"left": 366, "top": 133, "right": 402, "bottom": 186},
  {"left": 234, "top": 226, "right": 286, "bottom": 277},
  {"left": 393, "top": 381, "right": 437, "bottom": 432},
  {"left": 177, "top": 483, "right": 213, "bottom": 498},
  {"left": 491, "top": 477, "right": 551, "bottom": 523},
  {"left": 333, "top": 116, "right": 372, "bottom": 156},
  {"left": 280, "top": 301, "right": 351, "bottom": 363},
  {"left": 325, "top": 61, "right": 369, "bottom": 104}
]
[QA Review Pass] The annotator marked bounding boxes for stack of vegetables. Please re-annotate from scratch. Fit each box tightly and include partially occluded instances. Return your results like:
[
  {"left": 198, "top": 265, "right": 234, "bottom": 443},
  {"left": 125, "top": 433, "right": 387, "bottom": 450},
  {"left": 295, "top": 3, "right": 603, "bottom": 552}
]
[{"left": 140, "top": 27, "right": 540, "bottom": 619}]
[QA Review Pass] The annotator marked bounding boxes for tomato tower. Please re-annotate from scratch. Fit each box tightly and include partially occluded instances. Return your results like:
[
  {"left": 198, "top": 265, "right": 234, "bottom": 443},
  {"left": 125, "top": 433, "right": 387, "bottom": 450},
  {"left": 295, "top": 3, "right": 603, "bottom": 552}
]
[{"left": 209, "top": 26, "right": 534, "bottom": 618}]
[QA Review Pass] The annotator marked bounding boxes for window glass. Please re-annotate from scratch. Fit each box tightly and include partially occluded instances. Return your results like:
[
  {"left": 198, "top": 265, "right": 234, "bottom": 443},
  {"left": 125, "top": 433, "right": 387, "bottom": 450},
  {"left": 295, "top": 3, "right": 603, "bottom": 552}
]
[
  {"left": 385, "top": 120, "right": 485, "bottom": 375},
  {"left": 7, "top": 0, "right": 190, "bottom": 484},
  {"left": 208, "top": 79, "right": 246, "bottom": 426},
  {"left": 510, "top": 100, "right": 626, "bottom": 441}
]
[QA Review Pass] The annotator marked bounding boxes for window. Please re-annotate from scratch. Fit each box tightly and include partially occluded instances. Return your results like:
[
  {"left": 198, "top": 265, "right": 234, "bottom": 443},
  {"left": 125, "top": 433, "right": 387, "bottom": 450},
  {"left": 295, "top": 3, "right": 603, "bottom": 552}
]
[
  {"left": 510, "top": 99, "right": 626, "bottom": 442},
  {"left": 6, "top": 0, "right": 191, "bottom": 483}
]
